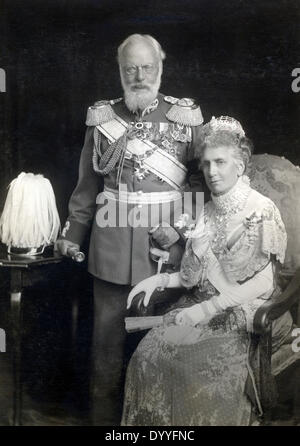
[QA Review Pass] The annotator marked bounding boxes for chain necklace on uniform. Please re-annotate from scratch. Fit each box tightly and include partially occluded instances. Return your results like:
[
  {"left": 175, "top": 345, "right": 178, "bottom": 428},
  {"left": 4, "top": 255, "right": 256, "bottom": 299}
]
[{"left": 93, "top": 98, "right": 190, "bottom": 183}]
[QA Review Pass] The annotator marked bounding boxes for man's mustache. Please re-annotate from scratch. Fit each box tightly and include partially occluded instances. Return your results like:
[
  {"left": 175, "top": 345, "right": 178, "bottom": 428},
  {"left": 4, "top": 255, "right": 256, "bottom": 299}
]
[{"left": 130, "top": 84, "right": 151, "bottom": 91}]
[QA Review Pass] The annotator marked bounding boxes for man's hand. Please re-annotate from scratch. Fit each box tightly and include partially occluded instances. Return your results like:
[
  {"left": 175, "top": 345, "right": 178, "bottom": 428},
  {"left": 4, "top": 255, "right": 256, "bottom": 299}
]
[
  {"left": 149, "top": 224, "right": 180, "bottom": 250},
  {"left": 149, "top": 247, "right": 170, "bottom": 263},
  {"left": 54, "top": 239, "right": 80, "bottom": 256}
]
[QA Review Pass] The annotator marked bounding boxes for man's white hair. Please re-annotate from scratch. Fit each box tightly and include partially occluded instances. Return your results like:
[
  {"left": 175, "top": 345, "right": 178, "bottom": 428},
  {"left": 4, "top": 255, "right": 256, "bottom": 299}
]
[{"left": 117, "top": 34, "right": 166, "bottom": 64}]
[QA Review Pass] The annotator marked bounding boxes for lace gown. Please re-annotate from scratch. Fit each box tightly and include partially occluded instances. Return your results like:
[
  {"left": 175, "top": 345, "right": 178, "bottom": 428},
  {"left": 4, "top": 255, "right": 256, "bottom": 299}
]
[{"left": 121, "top": 177, "right": 288, "bottom": 426}]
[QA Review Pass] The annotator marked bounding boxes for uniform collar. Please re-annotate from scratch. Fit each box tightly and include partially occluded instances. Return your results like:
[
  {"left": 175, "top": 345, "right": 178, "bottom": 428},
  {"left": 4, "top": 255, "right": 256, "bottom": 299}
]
[
  {"left": 114, "top": 93, "right": 168, "bottom": 123},
  {"left": 133, "top": 97, "right": 159, "bottom": 120}
]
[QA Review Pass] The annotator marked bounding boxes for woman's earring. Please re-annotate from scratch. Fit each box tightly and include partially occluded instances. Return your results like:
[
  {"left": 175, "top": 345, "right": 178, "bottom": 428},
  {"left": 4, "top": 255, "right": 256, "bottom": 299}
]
[{"left": 237, "top": 164, "right": 244, "bottom": 176}]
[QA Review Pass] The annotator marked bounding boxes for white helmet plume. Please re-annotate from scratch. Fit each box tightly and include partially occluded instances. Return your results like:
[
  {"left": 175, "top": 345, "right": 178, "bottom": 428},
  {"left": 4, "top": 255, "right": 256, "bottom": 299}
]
[{"left": 0, "top": 172, "right": 60, "bottom": 249}]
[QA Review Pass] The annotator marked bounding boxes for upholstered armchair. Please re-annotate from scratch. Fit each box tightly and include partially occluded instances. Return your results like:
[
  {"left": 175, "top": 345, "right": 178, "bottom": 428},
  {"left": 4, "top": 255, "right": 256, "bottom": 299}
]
[
  {"left": 130, "top": 153, "right": 300, "bottom": 424},
  {"left": 248, "top": 154, "right": 300, "bottom": 423}
]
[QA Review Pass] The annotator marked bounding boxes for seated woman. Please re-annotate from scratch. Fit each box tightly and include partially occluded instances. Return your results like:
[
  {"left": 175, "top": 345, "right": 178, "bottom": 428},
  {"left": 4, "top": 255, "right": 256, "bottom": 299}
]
[{"left": 122, "top": 116, "right": 291, "bottom": 426}]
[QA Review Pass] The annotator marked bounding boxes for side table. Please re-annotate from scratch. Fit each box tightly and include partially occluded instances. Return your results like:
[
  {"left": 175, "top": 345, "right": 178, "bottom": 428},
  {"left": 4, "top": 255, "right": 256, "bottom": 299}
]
[{"left": 0, "top": 246, "right": 63, "bottom": 426}]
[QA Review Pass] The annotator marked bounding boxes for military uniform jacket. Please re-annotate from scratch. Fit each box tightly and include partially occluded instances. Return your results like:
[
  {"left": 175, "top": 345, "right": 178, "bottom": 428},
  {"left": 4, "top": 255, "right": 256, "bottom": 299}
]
[{"left": 61, "top": 93, "right": 204, "bottom": 285}]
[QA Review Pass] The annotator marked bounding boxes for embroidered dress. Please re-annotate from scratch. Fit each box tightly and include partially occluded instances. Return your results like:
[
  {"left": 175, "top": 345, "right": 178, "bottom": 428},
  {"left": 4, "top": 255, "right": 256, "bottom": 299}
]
[{"left": 121, "top": 177, "right": 288, "bottom": 426}]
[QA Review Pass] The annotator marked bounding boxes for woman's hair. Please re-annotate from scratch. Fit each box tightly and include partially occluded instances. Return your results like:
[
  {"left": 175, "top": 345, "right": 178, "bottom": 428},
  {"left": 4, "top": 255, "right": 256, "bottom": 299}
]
[{"left": 195, "top": 117, "right": 254, "bottom": 172}]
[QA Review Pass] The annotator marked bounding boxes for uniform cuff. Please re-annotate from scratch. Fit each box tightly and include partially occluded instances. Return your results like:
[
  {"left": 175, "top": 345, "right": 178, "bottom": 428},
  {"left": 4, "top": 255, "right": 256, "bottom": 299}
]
[
  {"left": 168, "top": 243, "right": 184, "bottom": 269},
  {"left": 60, "top": 219, "right": 89, "bottom": 246}
]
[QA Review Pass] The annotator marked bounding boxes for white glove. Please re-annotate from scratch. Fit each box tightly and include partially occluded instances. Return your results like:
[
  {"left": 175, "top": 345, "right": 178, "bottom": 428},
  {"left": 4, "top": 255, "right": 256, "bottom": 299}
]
[
  {"left": 175, "top": 301, "right": 218, "bottom": 327},
  {"left": 127, "top": 274, "right": 170, "bottom": 309}
]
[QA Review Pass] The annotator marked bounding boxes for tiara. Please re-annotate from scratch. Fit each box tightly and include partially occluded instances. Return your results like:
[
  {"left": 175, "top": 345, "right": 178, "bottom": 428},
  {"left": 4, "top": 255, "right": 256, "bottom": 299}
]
[{"left": 209, "top": 116, "right": 245, "bottom": 137}]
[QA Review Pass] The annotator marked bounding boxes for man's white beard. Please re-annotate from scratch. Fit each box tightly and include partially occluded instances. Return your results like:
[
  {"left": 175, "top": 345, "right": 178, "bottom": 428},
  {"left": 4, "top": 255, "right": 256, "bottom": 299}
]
[{"left": 120, "top": 69, "right": 162, "bottom": 113}]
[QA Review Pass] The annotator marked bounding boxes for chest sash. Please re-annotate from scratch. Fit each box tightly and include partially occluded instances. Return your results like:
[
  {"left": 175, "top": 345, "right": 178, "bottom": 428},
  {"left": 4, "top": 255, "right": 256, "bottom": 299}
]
[{"left": 96, "top": 115, "right": 188, "bottom": 190}]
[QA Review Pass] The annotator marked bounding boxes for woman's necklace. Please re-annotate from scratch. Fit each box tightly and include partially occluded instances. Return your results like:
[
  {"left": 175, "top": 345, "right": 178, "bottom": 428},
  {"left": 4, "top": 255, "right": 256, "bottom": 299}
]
[{"left": 208, "top": 176, "right": 251, "bottom": 257}]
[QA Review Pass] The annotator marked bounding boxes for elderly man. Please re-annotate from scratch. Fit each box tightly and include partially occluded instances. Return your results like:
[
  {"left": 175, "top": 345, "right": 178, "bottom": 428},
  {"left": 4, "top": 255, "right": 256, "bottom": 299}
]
[{"left": 56, "top": 34, "right": 204, "bottom": 425}]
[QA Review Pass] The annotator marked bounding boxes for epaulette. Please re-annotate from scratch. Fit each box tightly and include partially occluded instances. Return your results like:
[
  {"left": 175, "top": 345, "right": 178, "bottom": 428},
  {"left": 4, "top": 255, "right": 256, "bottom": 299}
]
[
  {"left": 85, "top": 98, "right": 123, "bottom": 126},
  {"left": 163, "top": 95, "right": 180, "bottom": 105},
  {"left": 165, "top": 97, "right": 203, "bottom": 127}
]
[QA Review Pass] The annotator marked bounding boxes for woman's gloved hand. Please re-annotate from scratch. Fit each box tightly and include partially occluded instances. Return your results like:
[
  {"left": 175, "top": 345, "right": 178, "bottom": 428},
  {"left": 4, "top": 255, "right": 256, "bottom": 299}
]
[
  {"left": 127, "top": 273, "right": 170, "bottom": 309},
  {"left": 175, "top": 301, "right": 218, "bottom": 327}
]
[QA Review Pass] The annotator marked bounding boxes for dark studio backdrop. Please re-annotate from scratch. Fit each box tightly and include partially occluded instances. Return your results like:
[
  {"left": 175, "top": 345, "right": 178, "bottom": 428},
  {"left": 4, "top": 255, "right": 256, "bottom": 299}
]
[{"left": 0, "top": 0, "right": 299, "bottom": 413}]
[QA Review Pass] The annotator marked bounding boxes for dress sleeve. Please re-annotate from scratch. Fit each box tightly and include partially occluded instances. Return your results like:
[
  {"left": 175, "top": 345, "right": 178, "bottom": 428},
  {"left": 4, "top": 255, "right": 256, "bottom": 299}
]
[
  {"left": 217, "top": 199, "right": 287, "bottom": 284},
  {"left": 209, "top": 198, "right": 287, "bottom": 310},
  {"left": 177, "top": 197, "right": 287, "bottom": 327},
  {"left": 181, "top": 260, "right": 275, "bottom": 327},
  {"left": 179, "top": 239, "right": 204, "bottom": 288},
  {"left": 179, "top": 205, "right": 211, "bottom": 288},
  {"left": 60, "top": 126, "right": 104, "bottom": 245},
  {"left": 208, "top": 258, "right": 274, "bottom": 311}
]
